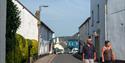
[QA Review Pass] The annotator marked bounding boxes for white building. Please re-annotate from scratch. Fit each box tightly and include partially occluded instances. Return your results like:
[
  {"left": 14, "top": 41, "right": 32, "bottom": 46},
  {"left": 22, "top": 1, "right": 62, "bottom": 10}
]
[
  {"left": 13, "top": 0, "right": 54, "bottom": 56},
  {"left": 0, "top": 0, "right": 6, "bottom": 63},
  {"left": 13, "top": 0, "right": 39, "bottom": 41},
  {"left": 90, "top": 0, "right": 125, "bottom": 61}
]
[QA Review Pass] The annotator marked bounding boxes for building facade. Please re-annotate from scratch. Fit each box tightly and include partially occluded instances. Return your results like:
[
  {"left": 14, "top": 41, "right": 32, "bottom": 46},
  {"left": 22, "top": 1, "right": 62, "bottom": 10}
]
[
  {"left": 90, "top": 0, "right": 106, "bottom": 60},
  {"left": 53, "top": 36, "right": 79, "bottom": 53},
  {"left": 90, "top": 0, "right": 125, "bottom": 61},
  {"left": 38, "top": 22, "right": 54, "bottom": 55},
  {"left": 106, "top": 0, "right": 125, "bottom": 61},
  {"left": 13, "top": 0, "right": 54, "bottom": 56},
  {"left": 0, "top": 0, "right": 6, "bottom": 63},
  {"left": 79, "top": 17, "right": 91, "bottom": 45}
]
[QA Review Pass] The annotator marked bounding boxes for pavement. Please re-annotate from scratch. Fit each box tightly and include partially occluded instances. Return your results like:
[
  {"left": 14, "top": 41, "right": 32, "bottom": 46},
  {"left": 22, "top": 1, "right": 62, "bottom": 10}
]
[{"left": 34, "top": 54, "right": 56, "bottom": 63}]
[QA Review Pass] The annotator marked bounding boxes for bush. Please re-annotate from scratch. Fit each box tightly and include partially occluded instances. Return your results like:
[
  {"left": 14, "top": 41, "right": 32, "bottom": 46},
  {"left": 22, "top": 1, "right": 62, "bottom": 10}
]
[
  {"left": 16, "top": 34, "right": 28, "bottom": 63},
  {"left": 30, "top": 40, "right": 38, "bottom": 57},
  {"left": 15, "top": 34, "right": 39, "bottom": 63}
]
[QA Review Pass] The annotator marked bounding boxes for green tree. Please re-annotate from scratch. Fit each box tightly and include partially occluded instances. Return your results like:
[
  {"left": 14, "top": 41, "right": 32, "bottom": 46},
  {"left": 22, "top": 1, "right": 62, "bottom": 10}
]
[
  {"left": 6, "top": 0, "right": 21, "bottom": 63},
  {"left": 6, "top": 1, "right": 39, "bottom": 63},
  {"left": 6, "top": 0, "right": 20, "bottom": 52}
]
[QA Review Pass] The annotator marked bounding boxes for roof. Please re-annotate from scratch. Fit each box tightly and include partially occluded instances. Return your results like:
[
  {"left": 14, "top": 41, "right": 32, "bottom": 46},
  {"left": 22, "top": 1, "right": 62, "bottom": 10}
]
[
  {"left": 40, "top": 21, "right": 54, "bottom": 33},
  {"left": 16, "top": 0, "right": 54, "bottom": 33},
  {"left": 72, "top": 32, "right": 79, "bottom": 36},
  {"left": 79, "top": 17, "right": 91, "bottom": 29},
  {"left": 58, "top": 36, "right": 79, "bottom": 41}
]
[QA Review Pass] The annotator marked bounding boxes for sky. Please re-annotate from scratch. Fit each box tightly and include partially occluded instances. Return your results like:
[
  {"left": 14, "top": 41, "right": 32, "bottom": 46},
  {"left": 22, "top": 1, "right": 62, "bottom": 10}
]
[{"left": 20, "top": 0, "right": 90, "bottom": 37}]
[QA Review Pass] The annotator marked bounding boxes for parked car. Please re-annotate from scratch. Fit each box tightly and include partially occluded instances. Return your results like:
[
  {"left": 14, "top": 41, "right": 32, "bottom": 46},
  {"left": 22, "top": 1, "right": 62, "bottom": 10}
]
[
  {"left": 68, "top": 48, "right": 79, "bottom": 54},
  {"left": 71, "top": 48, "right": 79, "bottom": 54},
  {"left": 54, "top": 48, "right": 64, "bottom": 54}
]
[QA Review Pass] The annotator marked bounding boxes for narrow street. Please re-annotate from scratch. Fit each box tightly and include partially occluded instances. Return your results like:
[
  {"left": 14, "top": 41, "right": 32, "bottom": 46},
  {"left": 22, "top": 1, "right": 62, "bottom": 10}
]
[
  {"left": 51, "top": 54, "right": 83, "bottom": 63},
  {"left": 1, "top": 0, "right": 125, "bottom": 63},
  {"left": 34, "top": 54, "right": 99, "bottom": 63}
]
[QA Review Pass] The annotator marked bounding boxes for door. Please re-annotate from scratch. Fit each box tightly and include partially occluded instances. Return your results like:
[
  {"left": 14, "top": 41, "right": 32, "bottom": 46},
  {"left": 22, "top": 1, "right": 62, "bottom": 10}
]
[{"left": 95, "top": 30, "right": 100, "bottom": 61}]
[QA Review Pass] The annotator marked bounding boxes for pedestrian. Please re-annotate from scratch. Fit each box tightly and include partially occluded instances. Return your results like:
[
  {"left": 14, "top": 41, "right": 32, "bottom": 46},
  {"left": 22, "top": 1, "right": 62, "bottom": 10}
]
[
  {"left": 82, "top": 36, "right": 96, "bottom": 63},
  {"left": 102, "top": 40, "right": 115, "bottom": 63}
]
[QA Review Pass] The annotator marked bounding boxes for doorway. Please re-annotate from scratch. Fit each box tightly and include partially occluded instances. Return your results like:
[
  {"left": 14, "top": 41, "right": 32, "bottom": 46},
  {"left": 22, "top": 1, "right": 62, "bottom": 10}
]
[{"left": 95, "top": 29, "right": 100, "bottom": 62}]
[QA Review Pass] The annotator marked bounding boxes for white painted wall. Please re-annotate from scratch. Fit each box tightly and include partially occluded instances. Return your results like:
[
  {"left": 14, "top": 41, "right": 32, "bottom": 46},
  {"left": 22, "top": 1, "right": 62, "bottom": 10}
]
[
  {"left": 13, "top": 0, "right": 38, "bottom": 41},
  {"left": 0, "top": 0, "right": 6, "bottom": 63},
  {"left": 91, "top": 0, "right": 125, "bottom": 60},
  {"left": 106, "top": 0, "right": 125, "bottom": 60}
]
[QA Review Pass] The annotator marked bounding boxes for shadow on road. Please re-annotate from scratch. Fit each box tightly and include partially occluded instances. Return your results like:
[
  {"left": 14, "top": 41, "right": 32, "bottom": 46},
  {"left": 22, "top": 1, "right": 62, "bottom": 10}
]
[{"left": 72, "top": 53, "right": 82, "bottom": 61}]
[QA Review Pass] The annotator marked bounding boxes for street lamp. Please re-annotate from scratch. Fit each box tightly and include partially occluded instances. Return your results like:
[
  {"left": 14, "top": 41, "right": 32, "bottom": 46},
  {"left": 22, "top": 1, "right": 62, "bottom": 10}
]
[
  {"left": 37, "top": 5, "right": 48, "bottom": 57},
  {"left": 39, "top": 5, "right": 48, "bottom": 20},
  {"left": 39, "top": 5, "right": 48, "bottom": 9},
  {"left": 36, "top": 5, "right": 48, "bottom": 26}
]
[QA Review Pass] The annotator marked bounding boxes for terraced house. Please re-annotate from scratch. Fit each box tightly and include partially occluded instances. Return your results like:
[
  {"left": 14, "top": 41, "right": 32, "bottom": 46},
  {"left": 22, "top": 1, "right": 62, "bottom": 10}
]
[
  {"left": 79, "top": 17, "right": 91, "bottom": 44},
  {"left": 38, "top": 20, "right": 54, "bottom": 56},
  {"left": 90, "top": 0, "right": 125, "bottom": 62},
  {"left": 13, "top": 0, "right": 54, "bottom": 57}
]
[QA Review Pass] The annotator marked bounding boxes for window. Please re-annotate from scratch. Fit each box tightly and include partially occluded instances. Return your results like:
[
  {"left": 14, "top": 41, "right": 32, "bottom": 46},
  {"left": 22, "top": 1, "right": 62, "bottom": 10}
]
[
  {"left": 97, "top": 4, "right": 100, "bottom": 23},
  {"left": 105, "top": 0, "right": 108, "bottom": 15},
  {"left": 91, "top": 11, "right": 94, "bottom": 26},
  {"left": 124, "top": 26, "right": 125, "bottom": 32}
]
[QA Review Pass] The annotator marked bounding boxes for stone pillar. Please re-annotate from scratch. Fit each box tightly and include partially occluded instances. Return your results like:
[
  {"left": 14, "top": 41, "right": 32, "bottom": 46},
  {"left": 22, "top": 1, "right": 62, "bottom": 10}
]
[{"left": 0, "top": 0, "right": 6, "bottom": 63}]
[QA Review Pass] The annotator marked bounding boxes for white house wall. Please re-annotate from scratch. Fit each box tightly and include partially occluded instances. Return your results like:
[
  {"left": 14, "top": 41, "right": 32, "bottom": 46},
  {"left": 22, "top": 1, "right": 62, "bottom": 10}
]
[
  {"left": 13, "top": 0, "right": 38, "bottom": 41},
  {"left": 0, "top": 0, "right": 6, "bottom": 63},
  {"left": 107, "top": 0, "right": 125, "bottom": 60},
  {"left": 91, "top": 0, "right": 125, "bottom": 60}
]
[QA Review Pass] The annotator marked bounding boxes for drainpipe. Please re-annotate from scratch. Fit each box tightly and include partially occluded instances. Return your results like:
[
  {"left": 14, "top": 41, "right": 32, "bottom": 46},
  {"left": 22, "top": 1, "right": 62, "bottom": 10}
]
[{"left": 105, "top": 0, "right": 108, "bottom": 40}]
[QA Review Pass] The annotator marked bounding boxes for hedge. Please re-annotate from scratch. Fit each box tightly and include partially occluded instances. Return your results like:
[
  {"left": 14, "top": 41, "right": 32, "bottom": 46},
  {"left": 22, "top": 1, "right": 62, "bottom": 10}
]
[{"left": 6, "top": 34, "right": 38, "bottom": 63}]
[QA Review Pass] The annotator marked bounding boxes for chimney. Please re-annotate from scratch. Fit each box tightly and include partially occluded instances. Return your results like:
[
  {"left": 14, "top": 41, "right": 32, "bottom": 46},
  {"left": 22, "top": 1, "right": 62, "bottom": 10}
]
[
  {"left": 35, "top": 10, "right": 40, "bottom": 20},
  {"left": 35, "top": 10, "right": 41, "bottom": 26}
]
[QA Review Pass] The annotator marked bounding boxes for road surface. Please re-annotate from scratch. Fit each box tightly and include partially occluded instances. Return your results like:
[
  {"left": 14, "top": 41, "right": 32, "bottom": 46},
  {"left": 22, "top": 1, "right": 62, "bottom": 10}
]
[{"left": 51, "top": 54, "right": 83, "bottom": 63}]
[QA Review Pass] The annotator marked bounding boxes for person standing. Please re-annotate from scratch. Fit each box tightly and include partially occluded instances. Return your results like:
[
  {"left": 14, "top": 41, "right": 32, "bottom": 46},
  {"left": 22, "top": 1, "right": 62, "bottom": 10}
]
[
  {"left": 82, "top": 36, "right": 96, "bottom": 63},
  {"left": 102, "top": 40, "right": 115, "bottom": 63}
]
